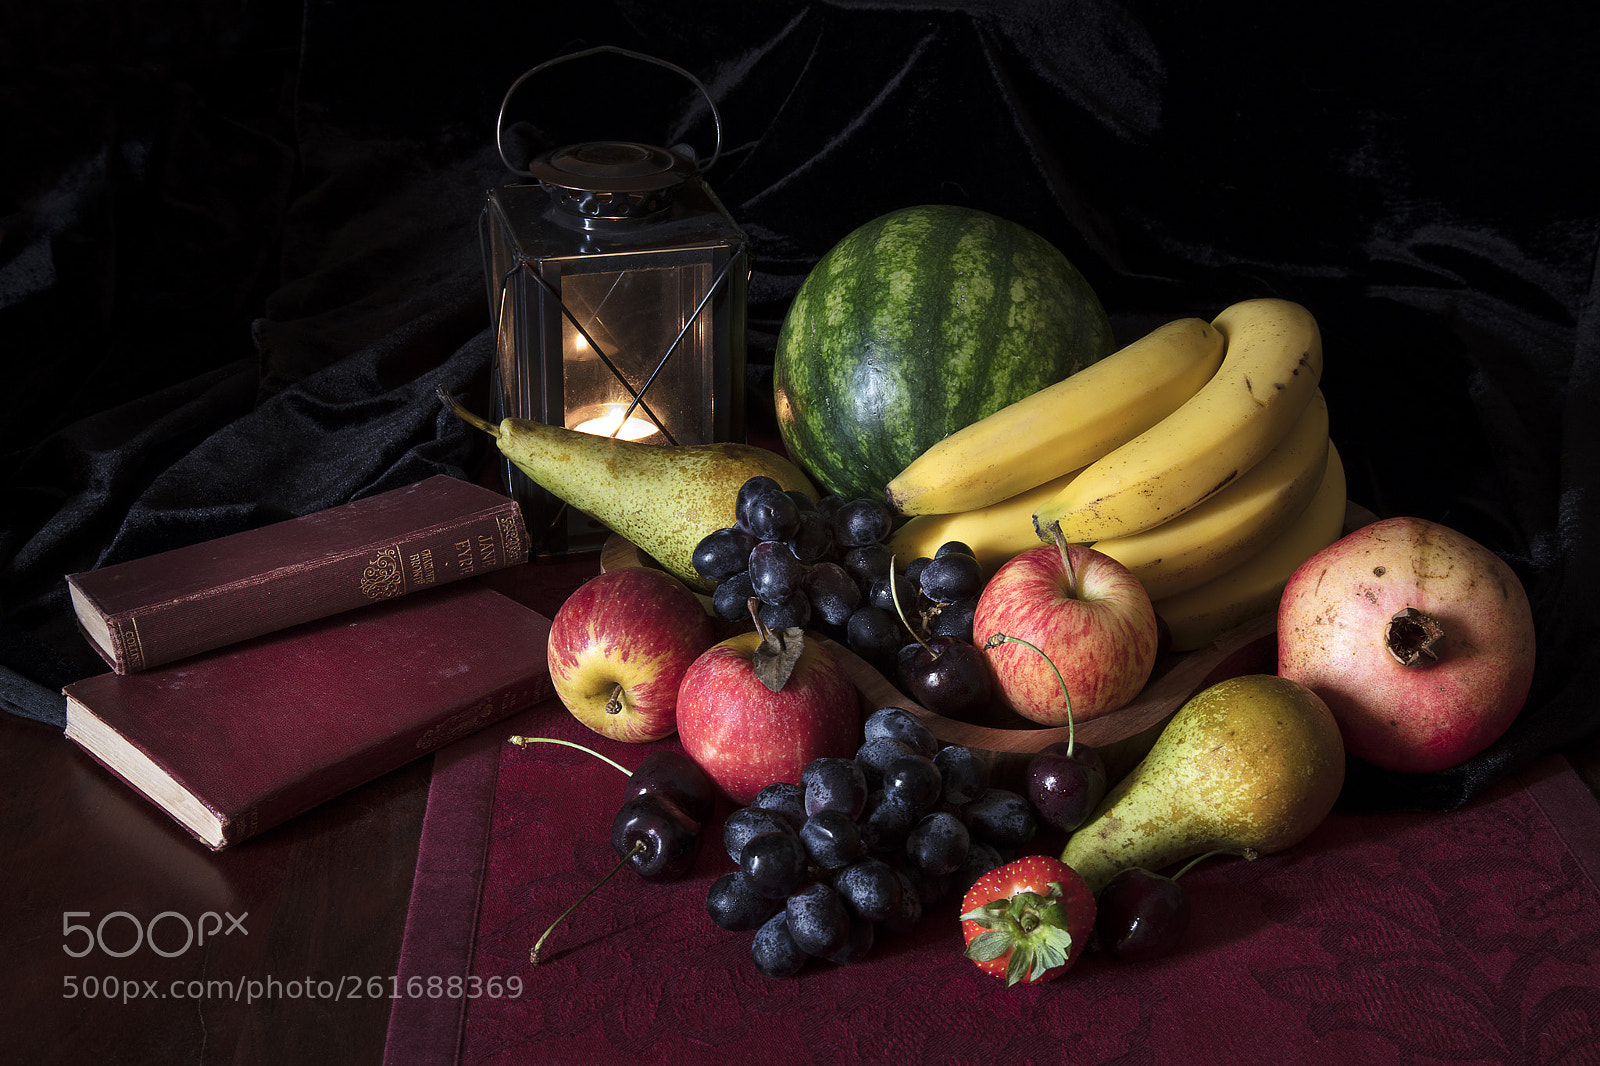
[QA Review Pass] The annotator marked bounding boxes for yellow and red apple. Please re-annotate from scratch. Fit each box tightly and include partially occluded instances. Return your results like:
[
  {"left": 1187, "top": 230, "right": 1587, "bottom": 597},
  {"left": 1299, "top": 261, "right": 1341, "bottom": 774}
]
[{"left": 546, "top": 568, "right": 715, "bottom": 743}]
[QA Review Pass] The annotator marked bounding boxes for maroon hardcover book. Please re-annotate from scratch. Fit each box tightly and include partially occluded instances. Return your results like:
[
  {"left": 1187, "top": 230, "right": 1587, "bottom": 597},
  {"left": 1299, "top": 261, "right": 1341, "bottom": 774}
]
[
  {"left": 61, "top": 580, "right": 554, "bottom": 850},
  {"left": 65, "top": 475, "right": 529, "bottom": 674}
]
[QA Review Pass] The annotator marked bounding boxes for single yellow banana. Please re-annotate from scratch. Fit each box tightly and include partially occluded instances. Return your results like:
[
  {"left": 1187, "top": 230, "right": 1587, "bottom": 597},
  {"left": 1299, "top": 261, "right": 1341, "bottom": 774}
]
[
  {"left": 1153, "top": 440, "right": 1347, "bottom": 652},
  {"left": 1092, "top": 390, "right": 1330, "bottom": 600},
  {"left": 886, "top": 466, "right": 1088, "bottom": 580},
  {"left": 884, "top": 318, "right": 1225, "bottom": 516},
  {"left": 1032, "top": 298, "right": 1323, "bottom": 544}
]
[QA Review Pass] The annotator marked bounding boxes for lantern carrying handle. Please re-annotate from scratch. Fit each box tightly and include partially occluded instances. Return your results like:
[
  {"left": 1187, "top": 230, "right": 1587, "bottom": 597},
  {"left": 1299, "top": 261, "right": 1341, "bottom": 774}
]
[{"left": 494, "top": 45, "right": 724, "bottom": 178}]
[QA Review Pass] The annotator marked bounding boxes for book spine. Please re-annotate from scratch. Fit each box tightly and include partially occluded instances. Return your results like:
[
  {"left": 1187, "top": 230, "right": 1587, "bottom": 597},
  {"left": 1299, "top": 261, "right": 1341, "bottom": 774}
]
[
  {"left": 218, "top": 667, "right": 556, "bottom": 848},
  {"left": 110, "top": 504, "right": 529, "bottom": 674}
]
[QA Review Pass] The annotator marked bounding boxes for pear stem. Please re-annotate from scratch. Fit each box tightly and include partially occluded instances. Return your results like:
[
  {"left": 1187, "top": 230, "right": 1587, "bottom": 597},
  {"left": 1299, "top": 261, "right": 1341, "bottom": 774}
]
[
  {"left": 531, "top": 840, "right": 645, "bottom": 964},
  {"left": 1171, "top": 847, "right": 1259, "bottom": 881},
  {"left": 436, "top": 384, "right": 501, "bottom": 439},
  {"left": 983, "top": 632, "right": 1075, "bottom": 754},
  {"left": 508, "top": 735, "right": 632, "bottom": 777}
]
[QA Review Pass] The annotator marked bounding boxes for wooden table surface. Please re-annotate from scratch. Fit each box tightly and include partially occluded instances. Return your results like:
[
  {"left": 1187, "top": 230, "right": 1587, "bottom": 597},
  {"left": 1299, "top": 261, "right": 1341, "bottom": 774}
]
[{"left": 4, "top": 661, "right": 1596, "bottom": 1065}]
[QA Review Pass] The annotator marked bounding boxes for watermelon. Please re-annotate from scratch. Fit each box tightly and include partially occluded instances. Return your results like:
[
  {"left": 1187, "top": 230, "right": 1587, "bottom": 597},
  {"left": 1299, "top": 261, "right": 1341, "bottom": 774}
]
[{"left": 772, "top": 205, "right": 1115, "bottom": 503}]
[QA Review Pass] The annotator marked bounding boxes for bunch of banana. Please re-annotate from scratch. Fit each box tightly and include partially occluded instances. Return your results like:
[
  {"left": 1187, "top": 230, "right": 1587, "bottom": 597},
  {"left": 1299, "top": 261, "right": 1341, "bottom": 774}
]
[{"left": 881, "top": 298, "right": 1348, "bottom": 648}]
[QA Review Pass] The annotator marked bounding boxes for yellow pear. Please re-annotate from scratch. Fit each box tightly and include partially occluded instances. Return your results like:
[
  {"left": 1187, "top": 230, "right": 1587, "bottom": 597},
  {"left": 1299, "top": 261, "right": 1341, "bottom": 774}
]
[
  {"left": 1061, "top": 673, "right": 1344, "bottom": 892},
  {"left": 438, "top": 389, "right": 818, "bottom": 591}
]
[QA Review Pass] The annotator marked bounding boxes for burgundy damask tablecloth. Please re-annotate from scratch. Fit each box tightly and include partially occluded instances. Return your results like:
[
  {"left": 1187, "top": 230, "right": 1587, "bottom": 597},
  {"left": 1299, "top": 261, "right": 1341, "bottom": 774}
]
[{"left": 384, "top": 696, "right": 1600, "bottom": 1065}]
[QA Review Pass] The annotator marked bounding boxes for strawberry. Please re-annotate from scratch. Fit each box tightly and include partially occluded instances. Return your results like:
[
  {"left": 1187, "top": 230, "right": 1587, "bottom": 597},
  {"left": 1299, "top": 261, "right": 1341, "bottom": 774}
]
[{"left": 959, "top": 855, "right": 1095, "bottom": 986}]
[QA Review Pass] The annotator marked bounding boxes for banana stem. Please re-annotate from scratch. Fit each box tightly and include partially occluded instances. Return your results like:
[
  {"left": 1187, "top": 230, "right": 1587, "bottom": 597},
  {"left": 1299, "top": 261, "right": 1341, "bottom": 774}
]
[{"left": 436, "top": 384, "right": 501, "bottom": 439}]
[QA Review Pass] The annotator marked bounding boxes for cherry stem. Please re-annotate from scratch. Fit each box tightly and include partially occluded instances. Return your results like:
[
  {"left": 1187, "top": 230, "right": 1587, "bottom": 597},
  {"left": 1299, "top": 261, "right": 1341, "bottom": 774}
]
[
  {"left": 1171, "top": 847, "right": 1259, "bottom": 881},
  {"left": 887, "top": 553, "right": 934, "bottom": 655},
  {"left": 508, "top": 736, "right": 632, "bottom": 778},
  {"left": 531, "top": 840, "right": 646, "bottom": 964},
  {"left": 983, "top": 632, "right": 1075, "bottom": 754}
]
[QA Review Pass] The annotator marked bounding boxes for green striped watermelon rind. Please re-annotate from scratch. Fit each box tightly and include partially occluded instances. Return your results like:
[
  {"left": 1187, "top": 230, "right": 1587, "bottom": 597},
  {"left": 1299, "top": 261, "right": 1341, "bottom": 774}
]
[{"left": 773, "top": 204, "right": 1115, "bottom": 504}]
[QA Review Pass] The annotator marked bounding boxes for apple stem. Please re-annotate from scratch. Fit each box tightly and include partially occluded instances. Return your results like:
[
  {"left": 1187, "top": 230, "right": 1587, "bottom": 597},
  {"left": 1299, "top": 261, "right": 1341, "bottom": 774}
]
[
  {"left": 983, "top": 632, "right": 1076, "bottom": 755},
  {"left": 1050, "top": 527, "right": 1079, "bottom": 601},
  {"left": 531, "top": 840, "right": 646, "bottom": 964},
  {"left": 605, "top": 683, "right": 626, "bottom": 716},
  {"left": 508, "top": 735, "right": 632, "bottom": 777},
  {"left": 1171, "top": 847, "right": 1259, "bottom": 882}
]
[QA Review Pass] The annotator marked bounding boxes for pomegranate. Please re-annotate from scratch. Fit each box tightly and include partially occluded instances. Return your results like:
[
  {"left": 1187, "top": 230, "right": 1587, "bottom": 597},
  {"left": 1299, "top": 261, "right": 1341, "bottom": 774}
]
[{"left": 1276, "top": 516, "right": 1535, "bottom": 773}]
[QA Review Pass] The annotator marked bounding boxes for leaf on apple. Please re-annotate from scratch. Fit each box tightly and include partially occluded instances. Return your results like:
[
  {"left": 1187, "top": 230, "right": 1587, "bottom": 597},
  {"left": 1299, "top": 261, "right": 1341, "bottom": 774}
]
[{"left": 753, "top": 626, "right": 807, "bottom": 692}]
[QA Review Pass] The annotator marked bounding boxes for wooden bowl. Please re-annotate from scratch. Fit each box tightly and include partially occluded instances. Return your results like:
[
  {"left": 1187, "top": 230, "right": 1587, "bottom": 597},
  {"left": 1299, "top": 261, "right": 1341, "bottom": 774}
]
[{"left": 599, "top": 534, "right": 1279, "bottom": 778}]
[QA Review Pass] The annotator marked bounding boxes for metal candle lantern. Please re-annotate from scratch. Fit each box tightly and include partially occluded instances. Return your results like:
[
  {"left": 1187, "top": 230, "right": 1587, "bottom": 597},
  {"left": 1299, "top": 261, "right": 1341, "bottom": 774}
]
[{"left": 481, "top": 46, "right": 749, "bottom": 554}]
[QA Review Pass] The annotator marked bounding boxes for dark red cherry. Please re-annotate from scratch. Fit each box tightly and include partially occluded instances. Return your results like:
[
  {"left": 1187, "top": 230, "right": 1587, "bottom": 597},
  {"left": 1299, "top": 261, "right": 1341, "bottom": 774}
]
[
  {"left": 611, "top": 794, "right": 702, "bottom": 883},
  {"left": 1095, "top": 866, "right": 1192, "bottom": 962},
  {"left": 1026, "top": 740, "right": 1107, "bottom": 833},
  {"left": 626, "top": 749, "right": 716, "bottom": 825},
  {"left": 900, "top": 636, "right": 991, "bottom": 716}
]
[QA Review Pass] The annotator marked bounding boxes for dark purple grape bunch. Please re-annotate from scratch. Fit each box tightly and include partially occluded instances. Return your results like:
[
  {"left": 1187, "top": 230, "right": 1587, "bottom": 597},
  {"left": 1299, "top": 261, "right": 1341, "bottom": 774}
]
[
  {"left": 705, "top": 708, "right": 1041, "bottom": 978},
  {"left": 1094, "top": 849, "right": 1256, "bottom": 962},
  {"left": 528, "top": 747, "right": 714, "bottom": 965},
  {"left": 693, "top": 476, "right": 908, "bottom": 652}
]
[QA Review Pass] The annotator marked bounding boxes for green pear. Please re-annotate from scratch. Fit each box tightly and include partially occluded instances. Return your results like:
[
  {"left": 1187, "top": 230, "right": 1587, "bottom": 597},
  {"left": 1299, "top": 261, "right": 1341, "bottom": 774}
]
[
  {"left": 1060, "top": 673, "right": 1344, "bottom": 892},
  {"left": 439, "top": 388, "right": 818, "bottom": 591}
]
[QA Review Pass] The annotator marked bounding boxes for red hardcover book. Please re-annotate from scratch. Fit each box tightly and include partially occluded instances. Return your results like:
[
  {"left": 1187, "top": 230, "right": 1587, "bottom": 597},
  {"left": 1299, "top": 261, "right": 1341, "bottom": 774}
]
[
  {"left": 66, "top": 475, "right": 529, "bottom": 673},
  {"left": 61, "top": 581, "right": 554, "bottom": 850}
]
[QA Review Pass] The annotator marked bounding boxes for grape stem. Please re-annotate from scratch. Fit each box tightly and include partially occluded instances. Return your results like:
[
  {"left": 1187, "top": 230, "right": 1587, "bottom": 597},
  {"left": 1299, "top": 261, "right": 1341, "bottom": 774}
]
[
  {"left": 983, "top": 632, "right": 1076, "bottom": 754},
  {"left": 508, "top": 735, "right": 633, "bottom": 777},
  {"left": 885, "top": 553, "right": 935, "bottom": 655}
]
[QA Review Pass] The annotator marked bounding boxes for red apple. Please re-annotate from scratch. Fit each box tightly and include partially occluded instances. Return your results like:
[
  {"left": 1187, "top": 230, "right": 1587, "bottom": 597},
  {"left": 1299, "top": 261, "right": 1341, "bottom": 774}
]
[
  {"left": 675, "top": 630, "right": 861, "bottom": 804},
  {"left": 1277, "top": 516, "right": 1536, "bottom": 773},
  {"left": 546, "top": 567, "right": 715, "bottom": 743},
  {"left": 972, "top": 543, "right": 1159, "bottom": 726}
]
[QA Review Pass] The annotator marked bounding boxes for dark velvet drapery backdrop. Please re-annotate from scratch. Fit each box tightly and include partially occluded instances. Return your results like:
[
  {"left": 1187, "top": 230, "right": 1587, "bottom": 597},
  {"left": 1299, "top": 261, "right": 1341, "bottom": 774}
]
[{"left": 3, "top": 2, "right": 1596, "bottom": 813}]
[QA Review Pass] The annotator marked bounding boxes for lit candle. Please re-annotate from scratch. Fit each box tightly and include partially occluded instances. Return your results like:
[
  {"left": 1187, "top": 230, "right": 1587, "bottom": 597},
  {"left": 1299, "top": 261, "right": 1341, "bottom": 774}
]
[{"left": 573, "top": 404, "right": 659, "bottom": 441}]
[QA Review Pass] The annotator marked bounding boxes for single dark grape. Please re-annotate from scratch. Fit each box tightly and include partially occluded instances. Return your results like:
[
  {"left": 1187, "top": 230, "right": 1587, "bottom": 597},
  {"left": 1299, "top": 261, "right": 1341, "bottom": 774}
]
[
  {"left": 840, "top": 542, "right": 895, "bottom": 591},
  {"left": 786, "top": 489, "right": 818, "bottom": 512},
  {"left": 830, "top": 497, "right": 893, "bottom": 548},
  {"left": 869, "top": 570, "right": 919, "bottom": 614},
  {"left": 933, "top": 745, "right": 989, "bottom": 806},
  {"left": 919, "top": 550, "right": 983, "bottom": 604},
  {"left": 879, "top": 868, "right": 924, "bottom": 936},
  {"left": 905, "top": 810, "right": 970, "bottom": 877},
  {"left": 749, "top": 782, "right": 807, "bottom": 831},
  {"left": 833, "top": 857, "right": 903, "bottom": 923},
  {"left": 863, "top": 706, "right": 937, "bottom": 758},
  {"left": 723, "top": 806, "right": 796, "bottom": 864},
  {"left": 1096, "top": 866, "right": 1193, "bottom": 962},
  {"left": 823, "top": 916, "right": 876, "bottom": 966},
  {"left": 693, "top": 526, "right": 759, "bottom": 584},
  {"left": 961, "top": 788, "right": 1038, "bottom": 851},
  {"left": 955, "top": 841, "right": 1006, "bottom": 894},
  {"left": 856, "top": 789, "right": 921, "bottom": 853},
  {"left": 735, "top": 476, "right": 783, "bottom": 530},
  {"left": 743, "top": 486, "right": 801, "bottom": 542},
  {"left": 882, "top": 753, "right": 943, "bottom": 813},
  {"left": 1026, "top": 740, "right": 1109, "bottom": 834},
  {"left": 846, "top": 605, "right": 904, "bottom": 663},
  {"left": 610, "top": 794, "right": 701, "bottom": 882},
  {"left": 854, "top": 736, "right": 914, "bottom": 787},
  {"left": 758, "top": 592, "right": 812, "bottom": 631},
  {"left": 740, "top": 831, "right": 809, "bottom": 899},
  {"left": 706, "top": 871, "right": 784, "bottom": 931},
  {"left": 784, "top": 881, "right": 850, "bottom": 957},
  {"left": 800, "top": 808, "right": 865, "bottom": 870},
  {"left": 802, "top": 562, "right": 861, "bottom": 627},
  {"left": 926, "top": 596, "right": 978, "bottom": 643},
  {"left": 816, "top": 494, "right": 846, "bottom": 520},
  {"left": 749, "top": 540, "right": 805, "bottom": 606},
  {"left": 935, "top": 540, "right": 976, "bottom": 559},
  {"left": 788, "top": 509, "right": 834, "bottom": 564},
  {"left": 903, "top": 555, "right": 933, "bottom": 589},
  {"left": 711, "top": 570, "right": 756, "bottom": 622},
  {"left": 802, "top": 757, "right": 868, "bottom": 819},
  {"left": 751, "top": 911, "right": 807, "bottom": 978}
]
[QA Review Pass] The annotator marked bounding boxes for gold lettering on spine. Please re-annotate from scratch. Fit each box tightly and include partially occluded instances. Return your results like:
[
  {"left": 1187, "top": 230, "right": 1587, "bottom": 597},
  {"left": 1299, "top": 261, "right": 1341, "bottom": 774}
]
[
  {"left": 454, "top": 538, "right": 475, "bottom": 574},
  {"left": 360, "top": 547, "right": 405, "bottom": 599},
  {"left": 407, "top": 548, "right": 436, "bottom": 586},
  {"left": 118, "top": 618, "right": 146, "bottom": 672},
  {"left": 416, "top": 697, "right": 496, "bottom": 749},
  {"left": 496, "top": 513, "right": 524, "bottom": 562},
  {"left": 476, "top": 533, "right": 497, "bottom": 568}
]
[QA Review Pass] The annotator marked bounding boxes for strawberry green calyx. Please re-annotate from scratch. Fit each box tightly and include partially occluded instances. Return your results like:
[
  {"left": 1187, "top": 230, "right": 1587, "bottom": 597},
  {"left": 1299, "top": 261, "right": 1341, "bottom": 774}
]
[{"left": 960, "top": 882, "right": 1076, "bottom": 986}]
